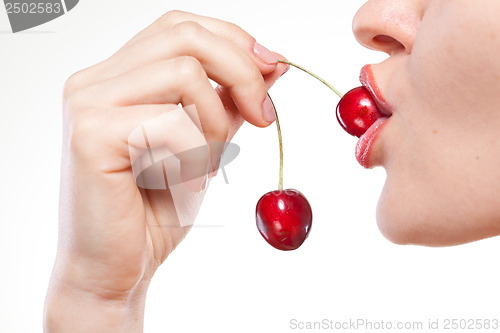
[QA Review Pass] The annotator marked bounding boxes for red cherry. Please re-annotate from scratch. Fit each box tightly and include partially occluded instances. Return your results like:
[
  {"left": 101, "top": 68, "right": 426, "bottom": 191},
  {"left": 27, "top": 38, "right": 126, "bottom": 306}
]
[
  {"left": 274, "top": 61, "right": 384, "bottom": 138},
  {"left": 256, "top": 189, "right": 312, "bottom": 251},
  {"left": 255, "top": 94, "right": 312, "bottom": 251},
  {"left": 256, "top": 61, "right": 380, "bottom": 251},
  {"left": 336, "top": 86, "right": 384, "bottom": 138}
]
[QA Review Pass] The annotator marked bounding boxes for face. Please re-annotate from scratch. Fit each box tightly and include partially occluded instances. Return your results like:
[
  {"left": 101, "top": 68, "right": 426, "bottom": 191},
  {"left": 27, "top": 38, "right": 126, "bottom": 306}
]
[{"left": 352, "top": 0, "right": 500, "bottom": 246}]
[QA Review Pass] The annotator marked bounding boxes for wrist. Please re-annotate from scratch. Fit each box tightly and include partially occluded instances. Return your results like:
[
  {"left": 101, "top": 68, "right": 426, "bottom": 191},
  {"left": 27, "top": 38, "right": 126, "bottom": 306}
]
[{"left": 44, "top": 268, "right": 151, "bottom": 333}]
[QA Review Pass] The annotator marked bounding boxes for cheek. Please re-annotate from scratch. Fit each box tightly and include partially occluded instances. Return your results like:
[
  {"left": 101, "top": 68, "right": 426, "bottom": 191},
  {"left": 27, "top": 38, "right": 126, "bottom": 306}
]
[
  {"left": 410, "top": 0, "right": 500, "bottom": 120},
  {"left": 376, "top": 0, "right": 500, "bottom": 245}
]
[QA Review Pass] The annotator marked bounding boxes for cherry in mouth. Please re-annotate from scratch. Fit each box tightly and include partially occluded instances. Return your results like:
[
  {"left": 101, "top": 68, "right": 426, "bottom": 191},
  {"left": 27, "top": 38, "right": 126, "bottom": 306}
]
[
  {"left": 336, "top": 86, "right": 384, "bottom": 138},
  {"left": 276, "top": 60, "right": 383, "bottom": 138}
]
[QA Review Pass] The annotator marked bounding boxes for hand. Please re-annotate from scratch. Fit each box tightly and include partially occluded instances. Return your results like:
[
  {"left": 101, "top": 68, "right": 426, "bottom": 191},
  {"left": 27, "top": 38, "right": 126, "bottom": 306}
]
[{"left": 44, "top": 10, "right": 288, "bottom": 332}]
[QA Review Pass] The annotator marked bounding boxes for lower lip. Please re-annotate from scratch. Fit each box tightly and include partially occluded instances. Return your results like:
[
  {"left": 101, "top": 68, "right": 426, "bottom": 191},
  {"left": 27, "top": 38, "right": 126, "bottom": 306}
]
[{"left": 355, "top": 117, "right": 389, "bottom": 168}]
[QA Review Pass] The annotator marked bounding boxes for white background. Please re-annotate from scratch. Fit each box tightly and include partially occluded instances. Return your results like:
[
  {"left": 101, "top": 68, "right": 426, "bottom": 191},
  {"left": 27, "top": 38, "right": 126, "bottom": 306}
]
[{"left": 1, "top": 1, "right": 499, "bottom": 332}]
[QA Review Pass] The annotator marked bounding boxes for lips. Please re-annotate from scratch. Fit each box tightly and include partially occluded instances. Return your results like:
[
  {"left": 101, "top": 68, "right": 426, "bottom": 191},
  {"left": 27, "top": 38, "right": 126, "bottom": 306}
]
[
  {"left": 355, "top": 117, "right": 388, "bottom": 168},
  {"left": 355, "top": 65, "right": 392, "bottom": 168},
  {"left": 359, "top": 65, "right": 392, "bottom": 117}
]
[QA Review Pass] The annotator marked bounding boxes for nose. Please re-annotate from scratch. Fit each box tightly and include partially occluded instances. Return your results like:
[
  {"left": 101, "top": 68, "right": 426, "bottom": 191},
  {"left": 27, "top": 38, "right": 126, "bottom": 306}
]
[{"left": 352, "top": 0, "right": 424, "bottom": 55}]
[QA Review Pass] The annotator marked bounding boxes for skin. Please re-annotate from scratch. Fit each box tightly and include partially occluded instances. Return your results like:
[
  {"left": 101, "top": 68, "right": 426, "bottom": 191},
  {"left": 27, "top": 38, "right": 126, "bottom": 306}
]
[
  {"left": 44, "top": 1, "right": 500, "bottom": 331},
  {"left": 353, "top": 0, "right": 500, "bottom": 246}
]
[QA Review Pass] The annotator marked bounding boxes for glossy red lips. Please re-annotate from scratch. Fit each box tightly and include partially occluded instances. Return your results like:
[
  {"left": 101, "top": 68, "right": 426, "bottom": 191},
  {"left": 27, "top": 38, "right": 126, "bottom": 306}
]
[{"left": 336, "top": 65, "right": 392, "bottom": 168}]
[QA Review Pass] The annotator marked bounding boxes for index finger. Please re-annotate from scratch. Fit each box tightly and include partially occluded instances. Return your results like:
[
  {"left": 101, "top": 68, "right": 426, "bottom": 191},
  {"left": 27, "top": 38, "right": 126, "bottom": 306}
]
[{"left": 121, "top": 10, "right": 279, "bottom": 74}]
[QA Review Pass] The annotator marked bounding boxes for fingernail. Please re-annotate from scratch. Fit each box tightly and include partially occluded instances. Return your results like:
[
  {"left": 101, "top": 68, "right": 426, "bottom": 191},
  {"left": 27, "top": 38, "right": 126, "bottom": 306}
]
[
  {"left": 253, "top": 41, "right": 278, "bottom": 65},
  {"left": 262, "top": 95, "right": 276, "bottom": 122}
]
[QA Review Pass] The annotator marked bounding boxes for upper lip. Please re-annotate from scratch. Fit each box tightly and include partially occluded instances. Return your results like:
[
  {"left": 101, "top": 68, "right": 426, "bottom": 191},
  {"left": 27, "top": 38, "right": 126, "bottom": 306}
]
[{"left": 359, "top": 64, "right": 393, "bottom": 118}]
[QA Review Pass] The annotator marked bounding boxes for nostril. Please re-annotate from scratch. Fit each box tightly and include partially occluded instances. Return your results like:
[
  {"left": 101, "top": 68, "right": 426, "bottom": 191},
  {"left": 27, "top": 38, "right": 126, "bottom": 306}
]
[
  {"left": 373, "top": 34, "right": 397, "bottom": 43},
  {"left": 372, "top": 34, "right": 405, "bottom": 53}
]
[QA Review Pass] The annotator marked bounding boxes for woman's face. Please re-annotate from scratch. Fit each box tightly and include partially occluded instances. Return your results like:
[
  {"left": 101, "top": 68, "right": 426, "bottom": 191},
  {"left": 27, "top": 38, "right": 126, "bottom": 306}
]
[{"left": 352, "top": 0, "right": 500, "bottom": 246}]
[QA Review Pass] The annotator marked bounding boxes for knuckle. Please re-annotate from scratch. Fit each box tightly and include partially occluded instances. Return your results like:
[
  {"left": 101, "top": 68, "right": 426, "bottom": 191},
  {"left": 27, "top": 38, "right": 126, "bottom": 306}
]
[
  {"left": 226, "top": 21, "right": 253, "bottom": 42},
  {"left": 63, "top": 88, "right": 88, "bottom": 114},
  {"left": 159, "top": 10, "right": 184, "bottom": 28},
  {"left": 174, "top": 56, "right": 206, "bottom": 81},
  {"left": 63, "top": 71, "right": 83, "bottom": 100},
  {"left": 171, "top": 20, "right": 205, "bottom": 41},
  {"left": 66, "top": 109, "right": 102, "bottom": 155}
]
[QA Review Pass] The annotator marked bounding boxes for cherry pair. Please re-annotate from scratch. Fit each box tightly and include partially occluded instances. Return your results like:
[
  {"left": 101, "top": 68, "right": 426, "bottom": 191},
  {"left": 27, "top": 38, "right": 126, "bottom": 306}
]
[{"left": 256, "top": 61, "right": 383, "bottom": 251}]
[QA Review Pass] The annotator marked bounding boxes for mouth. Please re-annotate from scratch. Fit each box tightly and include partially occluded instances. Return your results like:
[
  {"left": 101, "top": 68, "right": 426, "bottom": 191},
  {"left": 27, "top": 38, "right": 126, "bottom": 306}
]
[
  {"left": 360, "top": 64, "right": 392, "bottom": 117},
  {"left": 356, "top": 65, "right": 392, "bottom": 168}
]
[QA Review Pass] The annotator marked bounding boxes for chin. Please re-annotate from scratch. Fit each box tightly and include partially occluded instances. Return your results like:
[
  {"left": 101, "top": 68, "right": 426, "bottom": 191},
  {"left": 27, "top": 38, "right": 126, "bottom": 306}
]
[
  {"left": 374, "top": 181, "right": 493, "bottom": 247},
  {"left": 375, "top": 206, "right": 428, "bottom": 246}
]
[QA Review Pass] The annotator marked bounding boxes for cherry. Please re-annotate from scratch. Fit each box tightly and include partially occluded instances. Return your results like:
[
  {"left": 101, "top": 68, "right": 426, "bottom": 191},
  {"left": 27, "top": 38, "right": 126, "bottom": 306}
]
[
  {"left": 254, "top": 61, "right": 382, "bottom": 251},
  {"left": 336, "top": 86, "right": 384, "bottom": 137},
  {"left": 256, "top": 189, "right": 312, "bottom": 251},
  {"left": 276, "top": 60, "right": 383, "bottom": 138},
  {"left": 255, "top": 95, "right": 313, "bottom": 251}
]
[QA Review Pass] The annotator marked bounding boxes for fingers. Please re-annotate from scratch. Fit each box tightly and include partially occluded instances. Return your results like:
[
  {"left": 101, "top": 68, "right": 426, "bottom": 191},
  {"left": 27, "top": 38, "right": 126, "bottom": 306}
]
[
  {"left": 63, "top": 10, "right": 287, "bottom": 130},
  {"left": 64, "top": 11, "right": 291, "bottom": 192},
  {"left": 69, "top": 104, "right": 212, "bottom": 192},
  {"left": 263, "top": 52, "right": 290, "bottom": 89},
  {"left": 70, "top": 56, "right": 230, "bottom": 145},
  {"left": 127, "top": 105, "right": 211, "bottom": 192},
  {"left": 124, "top": 10, "right": 274, "bottom": 70},
  {"left": 69, "top": 56, "right": 231, "bottom": 186},
  {"left": 106, "top": 20, "right": 280, "bottom": 82},
  {"left": 118, "top": 22, "right": 272, "bottom": 127},
  {"left": 67, "top": 21, "right": 281, "bottom": 127},
  {"left": 216, "top": 53, "right": 289, "bottom": 142}
]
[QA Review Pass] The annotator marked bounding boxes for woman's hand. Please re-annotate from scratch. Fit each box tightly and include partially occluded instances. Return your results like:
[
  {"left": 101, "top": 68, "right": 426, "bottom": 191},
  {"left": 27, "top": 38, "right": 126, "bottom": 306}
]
[{"left": 44, "top": 10, "right": 288, "bottom": 332}]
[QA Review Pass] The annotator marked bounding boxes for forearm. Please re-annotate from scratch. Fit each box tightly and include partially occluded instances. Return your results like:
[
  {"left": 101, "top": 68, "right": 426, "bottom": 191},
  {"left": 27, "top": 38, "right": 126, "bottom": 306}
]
[{"left": 44, "top": 275, "right": 150, "bottom": 333}]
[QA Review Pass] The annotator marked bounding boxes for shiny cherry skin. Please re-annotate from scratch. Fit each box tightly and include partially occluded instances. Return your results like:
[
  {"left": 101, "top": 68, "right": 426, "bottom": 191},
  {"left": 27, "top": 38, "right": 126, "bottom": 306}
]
[
  {"left": 255, "top": 189, "right": 312, "bottom": 251},
  {"left": 336, "top": 86, "right": 384, "bottom": 138}
]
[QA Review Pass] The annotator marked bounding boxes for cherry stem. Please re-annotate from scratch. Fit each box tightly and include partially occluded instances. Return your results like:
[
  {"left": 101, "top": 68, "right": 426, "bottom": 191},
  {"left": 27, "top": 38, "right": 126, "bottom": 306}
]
[
  {"left": 266, "top": 93, "right": 283, "bottom": 191},
  {"left": 278, "top": 60, "right": 344, "bottom": 99},
  {"left": 267, "top": 61, "right": 343, "bottom": 191}
]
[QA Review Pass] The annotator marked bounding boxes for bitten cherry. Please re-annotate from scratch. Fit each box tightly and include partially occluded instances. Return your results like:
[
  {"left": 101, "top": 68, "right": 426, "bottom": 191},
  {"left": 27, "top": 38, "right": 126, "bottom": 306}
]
[{"left": 336, "top": 86, "right": 384, "bottom": 137}]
